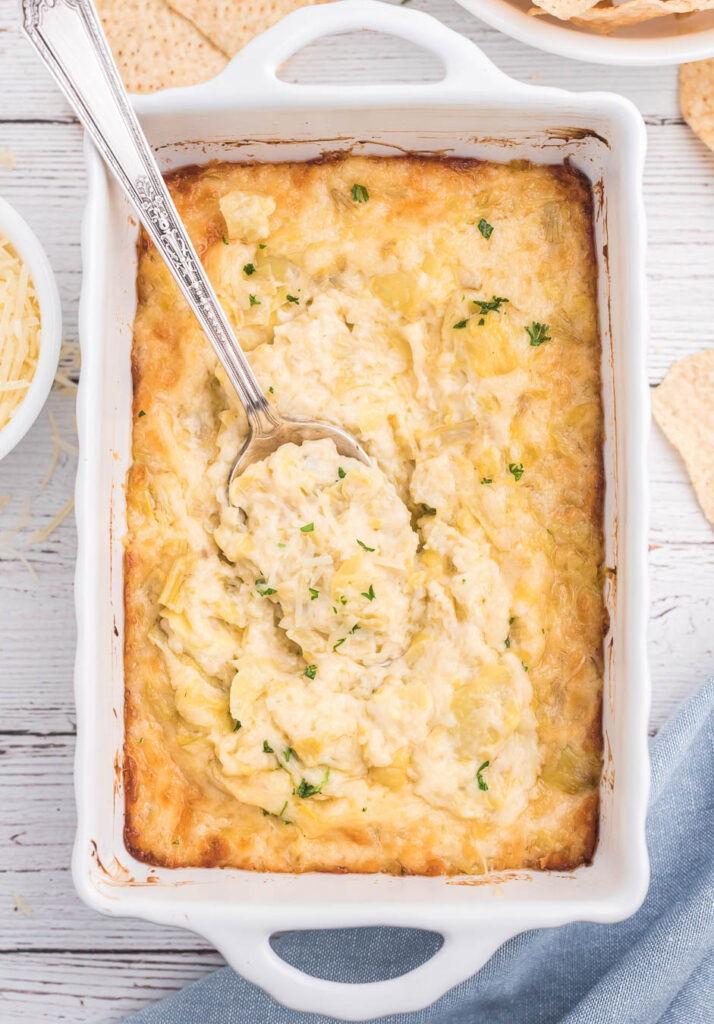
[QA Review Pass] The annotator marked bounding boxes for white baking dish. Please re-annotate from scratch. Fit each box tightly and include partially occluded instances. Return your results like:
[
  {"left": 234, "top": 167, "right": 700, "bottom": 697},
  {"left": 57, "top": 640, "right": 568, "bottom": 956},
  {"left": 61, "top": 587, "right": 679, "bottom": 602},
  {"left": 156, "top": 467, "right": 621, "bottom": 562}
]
[{"left": 74, "top": 2, "right": 651, "bottom": 1018}]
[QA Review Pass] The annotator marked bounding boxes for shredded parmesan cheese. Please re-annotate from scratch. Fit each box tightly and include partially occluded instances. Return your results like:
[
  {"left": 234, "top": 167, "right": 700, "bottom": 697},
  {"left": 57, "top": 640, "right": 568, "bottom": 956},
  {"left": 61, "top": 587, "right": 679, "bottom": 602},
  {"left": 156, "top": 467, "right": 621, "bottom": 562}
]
[
  {"left": 28, "top": 495, "right": 74, "bottom": 544},
  {"left": 0, "top": 234, "right": 41, "bottom": 432}
]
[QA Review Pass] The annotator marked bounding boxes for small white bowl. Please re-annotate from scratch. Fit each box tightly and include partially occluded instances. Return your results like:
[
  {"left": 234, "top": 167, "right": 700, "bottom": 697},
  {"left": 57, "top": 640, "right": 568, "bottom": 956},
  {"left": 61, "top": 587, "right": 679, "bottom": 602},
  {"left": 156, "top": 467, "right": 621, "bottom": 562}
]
[
  {"left": 453, "top": 0, "right": 714, "bottom": 66},
  {"left": 0, "top": 196, "right": 62, "bottom": 461}
]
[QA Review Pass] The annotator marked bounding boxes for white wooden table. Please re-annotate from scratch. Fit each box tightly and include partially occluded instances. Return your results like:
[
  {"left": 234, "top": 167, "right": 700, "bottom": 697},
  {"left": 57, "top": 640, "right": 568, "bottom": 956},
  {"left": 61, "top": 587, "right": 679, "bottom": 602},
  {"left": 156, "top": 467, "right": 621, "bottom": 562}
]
[{"left": 1, "top": 0, "right": 713, "bottom": 1019}]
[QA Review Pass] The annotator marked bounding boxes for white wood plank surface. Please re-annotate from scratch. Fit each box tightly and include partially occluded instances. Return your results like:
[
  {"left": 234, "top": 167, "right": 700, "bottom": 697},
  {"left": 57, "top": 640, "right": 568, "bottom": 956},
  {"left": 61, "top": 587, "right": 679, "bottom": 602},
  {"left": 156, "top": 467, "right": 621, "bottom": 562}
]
[{"left": 1, "top": 0, "right": 713, "bottom": 1019}]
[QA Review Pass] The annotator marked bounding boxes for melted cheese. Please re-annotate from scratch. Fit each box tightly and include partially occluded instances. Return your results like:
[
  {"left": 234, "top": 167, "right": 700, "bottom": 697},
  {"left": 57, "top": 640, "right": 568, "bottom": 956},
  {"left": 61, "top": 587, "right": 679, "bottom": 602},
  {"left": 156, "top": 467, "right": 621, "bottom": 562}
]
[{"left": 124, "top": 156, "right": 605, "bottom": 874}]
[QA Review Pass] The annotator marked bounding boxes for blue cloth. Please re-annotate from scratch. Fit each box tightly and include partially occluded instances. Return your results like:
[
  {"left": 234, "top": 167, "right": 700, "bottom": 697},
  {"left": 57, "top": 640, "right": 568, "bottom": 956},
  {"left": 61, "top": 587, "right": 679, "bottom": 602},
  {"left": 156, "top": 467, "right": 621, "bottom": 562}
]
[{"left": 122, "top": 680, "right": 714, "bottom": 1023}]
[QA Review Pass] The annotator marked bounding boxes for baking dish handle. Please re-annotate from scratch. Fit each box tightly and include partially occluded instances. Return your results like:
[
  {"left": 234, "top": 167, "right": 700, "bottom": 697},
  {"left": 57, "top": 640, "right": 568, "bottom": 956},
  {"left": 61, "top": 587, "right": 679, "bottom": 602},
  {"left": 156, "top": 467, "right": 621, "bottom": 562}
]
[
  {"left": 209, "top": 0, "right": 514, "bottom": 95},
  {"left": 198, "top": 922, "right": 516, "bottom": 1019}
]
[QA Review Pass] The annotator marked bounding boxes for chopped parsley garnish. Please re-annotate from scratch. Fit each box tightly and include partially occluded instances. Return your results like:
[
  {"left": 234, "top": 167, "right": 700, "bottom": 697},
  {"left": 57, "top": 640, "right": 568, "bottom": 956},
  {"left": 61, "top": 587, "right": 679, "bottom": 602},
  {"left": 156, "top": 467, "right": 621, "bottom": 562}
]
[
  {"left": 243, "top": 263, "right": 256, "bottom": 276},
  {"left": 349, "top": 623, "right": 361, "bottom": 634},
  {"left": 249, "top": 294, "right": 260, "bottom": 306},
  {"left": 522, "top": 661, "right": 529, "bottom": 672},
  {"left": 284, "top": 748, "right": 297, "bottom": 762},
  {"left": 333, "top": 638, "right": 346, "bottom": 650},
  {"left": 526, "top": 321, "right": 551, "bottom": 346},
  {"left": 304, "top": 664, "right": 317, "bottom": 680},
  {"left": 137, "top": 737, "right": 143, "bottom": 744},
  {"left": 263, "top": 740, "right": 274, "bottom": 754},
  {"left": 421, "top": 503, "right": 437, "bottom": 516},
  {"left": 255, "top": 577, "right": 276, "bottom": 596},
  {"left": 453, "top": 319, "right": 469, "bottom": 329},
  {"left": 476, "top": 760, "right": 490, "bottom": 791},
  {"left": 480, "top": 477, "right": 492, "bottom": 485},
  {"left": 505, "top": 636, "right": 511, "bottom": 648},
  {"left": 286, "top": 294, "right": 300, "bottom": 304},
  {"left": 361, "top": 585, "right": 376, "bottom": 601},
  {"left": 268, "top": 385, "right": 274, "bottom": 394},
  {"left": 338, "top": 467, "right": 346, "bottom": 479},
  {"left": 258, "top": 243, "right": 267, "bottom": 249},
  {"left": 137, "top": 410, "right": 146, "bottom": 418},
  {"left": 233, "top": 720, "right": 242, "bottom": 731},
  {"left": 357, "top": 539, "right": 375, "bottom": 552},
  {"left": 300, "top": 522, "right": 315, "bottom": 533},
  {"left": 362, "top": 806, "right": 367, "bottom": 812},
  {"left": 309, "top": 587, "right": 319, "bottom": 600},
  {"left": 473, "top": 295, "right": 509, "bottom": 316},
  {"left": 351, "top": 183, "right": 369, "bottom": 203},
  {"left": 509, "top": 616, "right": 515, "bottom": 624},
  {"left": 477, "top": 218, "right": 494, "bottom": 240},
  {"left": 296, "top": 768, "right": 330, "bottom": 799},
  {"left": 508, "top": 462, "right": 524, "bottom": 481},
  {"left": 339, "top": 596, "right": 347, "bottom": 605}
]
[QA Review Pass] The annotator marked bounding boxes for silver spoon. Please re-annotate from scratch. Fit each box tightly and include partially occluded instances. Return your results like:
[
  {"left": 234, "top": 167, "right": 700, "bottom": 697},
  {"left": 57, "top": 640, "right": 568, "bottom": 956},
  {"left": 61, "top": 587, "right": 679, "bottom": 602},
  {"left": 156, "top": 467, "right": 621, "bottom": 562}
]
[{"left": 22, "top": 0, "right": 369, "bottom": 497}]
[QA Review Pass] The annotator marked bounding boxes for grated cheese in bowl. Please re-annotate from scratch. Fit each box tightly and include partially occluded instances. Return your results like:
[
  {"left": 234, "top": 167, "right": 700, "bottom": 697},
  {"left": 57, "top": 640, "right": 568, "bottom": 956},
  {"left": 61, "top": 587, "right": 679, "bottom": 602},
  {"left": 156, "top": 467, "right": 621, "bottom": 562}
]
[{"left": 0, "top": 233, "right": 41, "bottom": 432}]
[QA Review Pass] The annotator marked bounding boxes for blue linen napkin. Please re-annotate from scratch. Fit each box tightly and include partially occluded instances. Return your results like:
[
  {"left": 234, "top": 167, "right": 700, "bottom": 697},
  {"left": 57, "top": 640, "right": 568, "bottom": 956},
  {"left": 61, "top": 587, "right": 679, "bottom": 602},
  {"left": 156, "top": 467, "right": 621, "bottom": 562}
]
[{"left": 121, "top": 679, "right": 714, "bottom": 1024}]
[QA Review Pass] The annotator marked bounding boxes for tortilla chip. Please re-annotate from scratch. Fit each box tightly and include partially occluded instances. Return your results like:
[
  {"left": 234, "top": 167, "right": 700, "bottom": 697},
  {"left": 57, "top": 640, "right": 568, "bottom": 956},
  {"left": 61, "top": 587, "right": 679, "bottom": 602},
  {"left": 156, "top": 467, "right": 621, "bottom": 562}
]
[
  {"left": 680, "top": 59, "right": 714, "bottom": 153},
  {"left": 531, "top": 0, "right": 714, "bottom": 33},
  {"left": 652, "top": 350, "right": 714, "bottom": 528},
  {"left": 165, "top": 0, "right": 333, "bottom": 58},
  {"left": 95, "top": 0, "right": 227, "bottom": 93}
]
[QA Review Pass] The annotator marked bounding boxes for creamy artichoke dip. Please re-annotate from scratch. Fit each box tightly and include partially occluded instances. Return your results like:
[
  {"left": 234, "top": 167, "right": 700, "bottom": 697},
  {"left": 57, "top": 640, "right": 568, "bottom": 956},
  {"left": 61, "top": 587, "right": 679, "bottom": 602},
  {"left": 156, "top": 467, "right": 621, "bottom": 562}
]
[{"left": 123, "top": 155, "right": 605, "bottom": 874}]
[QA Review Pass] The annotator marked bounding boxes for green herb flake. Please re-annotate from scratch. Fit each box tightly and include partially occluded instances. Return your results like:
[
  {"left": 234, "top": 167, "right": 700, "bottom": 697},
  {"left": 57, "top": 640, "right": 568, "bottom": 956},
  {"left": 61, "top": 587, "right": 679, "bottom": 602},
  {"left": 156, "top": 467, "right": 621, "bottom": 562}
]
[
  {"left": 258, "top": 243, "right": 267, "bottom": 249},
  {"left": 357, "top": 538, "right": 375, "bottom": 552},
  {"left": 284, "top": 748, "right": 298, "bottom": 762},
  {"left": 338, "top": 467, "right": 346, "bottom": 479},
  {"left": 339, "top": 596, "right": 347, "bottom": 605},
  {"left": 304, "top": 663, "right": 317, "bottom": 680},
  {"left": 522, "top": 661, "right": 529, "bottom": 672},
  {"left": 349, "top": 623, "right": 361, "bottom": 634},
  {"left": 351, "top": 183, "right": 369, "bottom": 203},
  {"left": 508, "top": 462, "right": 524, "bottom": 481},
  {"left": 243, "top": 263, "right": 256, "bottom": 276},
  {"left": 222, "top": 235, "right": 230, "bottom": 245},
  {"left": 173, "top": 839, "right": 180, "bottom": 844},
  {"left": 362, "top": 806, "right": 367, "bottom": 812},
  {"left": 309, "top": 587, "right": 319, "bottom": 601},
  {"left": 296, "top": 768, "right": 330, "bottom": 799},
  {"left": 477, "top": 218, "right": 494, "bottom": 240},
  {"left": 255, "top": 577, "right": 277, "bottom": 596},
  {"left": 268, "top": 385, "right": 274, "bottom": 394},
  {"left": 421, "top": 503, "right": 437, "bottom": 516},
  {"left": 233, "top": 720, "right": 242, "bottom": 732},
  {"left": 476, "top": 760, "right": 490, "bottom": 791},
  {"left": 262, "top": 808, "right": 270, "bottom": 816},
  {"left": 453, "top": 319, "right": 469, "bottom": 329},
  {"left": 137, "top": 737, "right": 143, "bottom": 744},
  {"left": 473, "top": 295, "right": 509, "bottom": 317},
  {"left": 526, "top": 321, "right": 551, "bottom": 346},
  {"left": 505, "top": 636, "right": 511, "bottom": 649},
  {"left": 249, "top": 294, "right": 260, "bottom": 306},
  {"left": 361, "top": 584, "right": 376, "bottom": 601},
  {"left": 333, "top": 638, "right": 346, "bottom": 650},
  {"left": 286, "top": 294, "right": 300, "bottom": 304},
  {"left": 480, "top": 477, "right": 492, "bottom": 485},
  {"left": 137, "top": 409, "right": 146, "bottom": 418},
  {"left": 263, "top": 740, "right": 274, "bottom": 754},
  {"left": 300, "top": 522, "right": 315, "bottom": 533},
  {"left": 277, "top": 542, "right": 286, "bottom": 548}
]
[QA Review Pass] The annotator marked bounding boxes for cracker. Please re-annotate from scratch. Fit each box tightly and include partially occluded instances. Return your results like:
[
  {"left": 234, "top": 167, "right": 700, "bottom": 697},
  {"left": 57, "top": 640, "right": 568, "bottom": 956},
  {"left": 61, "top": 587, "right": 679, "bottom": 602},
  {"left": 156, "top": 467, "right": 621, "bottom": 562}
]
[
  {"left": 95, "top": 0, "right": 226, "bottom": 94},
  {"left": 680, "top": 59, "right": 714, "bottom": 153},
  {"left": 165, "top": 0, "right": 333, "bottom": 58},
  {"left": 531, "top": 0, "right": 714, "bottom": 33},
  {"left": 652, "top": 350, "right": 714, "bottom": 528}
]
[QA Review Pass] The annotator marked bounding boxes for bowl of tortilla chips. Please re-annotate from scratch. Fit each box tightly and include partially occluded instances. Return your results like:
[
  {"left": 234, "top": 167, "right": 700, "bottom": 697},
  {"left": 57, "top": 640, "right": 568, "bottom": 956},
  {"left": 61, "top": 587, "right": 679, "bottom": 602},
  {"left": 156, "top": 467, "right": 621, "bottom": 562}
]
[{"left": 453, "top": 0, "right": 714, "bottom": 64}]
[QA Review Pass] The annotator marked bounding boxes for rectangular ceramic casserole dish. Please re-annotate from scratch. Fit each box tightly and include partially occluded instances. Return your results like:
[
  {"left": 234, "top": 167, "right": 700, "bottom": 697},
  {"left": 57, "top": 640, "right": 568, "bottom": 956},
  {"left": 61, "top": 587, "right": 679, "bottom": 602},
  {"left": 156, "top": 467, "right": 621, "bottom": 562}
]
[{"left": 74, "top": 2, "right": 651, "bottom": 1018}]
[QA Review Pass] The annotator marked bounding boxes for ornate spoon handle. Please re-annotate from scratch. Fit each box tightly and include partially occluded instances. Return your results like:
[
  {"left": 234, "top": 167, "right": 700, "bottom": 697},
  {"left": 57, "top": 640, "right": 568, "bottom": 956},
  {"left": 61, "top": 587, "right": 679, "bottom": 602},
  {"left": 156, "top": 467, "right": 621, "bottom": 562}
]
[{"left": 21, "top": 0, "right": 275, "bottom": 432}]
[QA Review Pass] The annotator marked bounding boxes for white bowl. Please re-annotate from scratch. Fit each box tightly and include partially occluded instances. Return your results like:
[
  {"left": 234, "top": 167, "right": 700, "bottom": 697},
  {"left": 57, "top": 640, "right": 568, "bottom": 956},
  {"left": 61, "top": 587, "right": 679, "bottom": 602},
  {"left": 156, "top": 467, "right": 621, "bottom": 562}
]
[
  {"left": 0, "top": 196, "right": 62, "bottom": 461},
  {"left": 454, "top": 0, "right": 714, "bottom": 65}
]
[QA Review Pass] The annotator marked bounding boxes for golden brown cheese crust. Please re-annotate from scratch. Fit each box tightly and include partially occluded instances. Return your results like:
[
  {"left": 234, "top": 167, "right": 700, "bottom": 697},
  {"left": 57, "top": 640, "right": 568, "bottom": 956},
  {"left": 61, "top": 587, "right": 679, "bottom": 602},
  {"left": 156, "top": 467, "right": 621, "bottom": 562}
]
[{"left": 124, "top": 155, "right": 605, "bottom": 874}]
